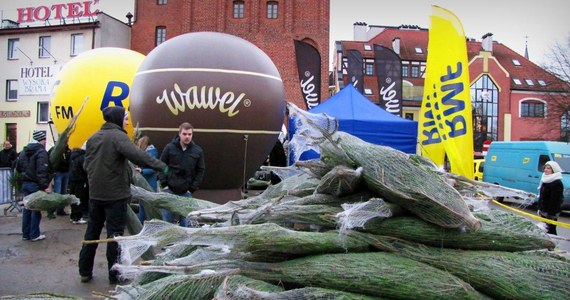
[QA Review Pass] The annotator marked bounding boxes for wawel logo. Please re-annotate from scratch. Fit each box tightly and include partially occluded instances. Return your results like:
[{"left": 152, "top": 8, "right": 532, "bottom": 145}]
[
  {"left": 379, "top": 77, "right": 401, "bottom": 115},
  {"left": 301, "top": 71, "right": 319, "bottom": 109},
  {"left": 157, "top": 84, "right": 249, "bottom": 117}
]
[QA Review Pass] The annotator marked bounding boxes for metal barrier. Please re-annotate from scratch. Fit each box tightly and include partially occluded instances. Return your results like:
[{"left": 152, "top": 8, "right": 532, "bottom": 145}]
[{"left": 0, "top": 167, "right": 21, "bottom": 215}]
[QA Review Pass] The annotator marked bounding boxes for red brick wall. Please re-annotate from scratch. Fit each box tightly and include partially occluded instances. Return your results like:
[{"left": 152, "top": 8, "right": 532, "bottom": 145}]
[{"left": 131, "top": 0, "right": 330, "bottom": 110}]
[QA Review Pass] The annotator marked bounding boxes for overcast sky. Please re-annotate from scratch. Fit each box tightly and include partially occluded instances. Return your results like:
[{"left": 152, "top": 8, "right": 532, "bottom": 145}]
[{"left": 330, "top": 0, "right": 570, "bottom": 68}]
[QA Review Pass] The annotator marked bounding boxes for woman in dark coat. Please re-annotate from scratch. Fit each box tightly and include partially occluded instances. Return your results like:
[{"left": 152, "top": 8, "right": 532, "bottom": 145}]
[{"left": 537, "top": 161, "right": 564, "bottom": 235}]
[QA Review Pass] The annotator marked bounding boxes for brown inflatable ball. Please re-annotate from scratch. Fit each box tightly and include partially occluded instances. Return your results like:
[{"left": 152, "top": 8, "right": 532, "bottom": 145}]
[{"left": 130, "top": 32, "right": 286, "bottom": 191}]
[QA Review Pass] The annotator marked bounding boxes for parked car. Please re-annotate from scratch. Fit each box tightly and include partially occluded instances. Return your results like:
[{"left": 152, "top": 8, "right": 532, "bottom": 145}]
[
  {"left": 483, "top": 141, "right": 570, "bottom": 209},
  {"left": 473, "top": 159, "right": 484, "bottom": 181}
]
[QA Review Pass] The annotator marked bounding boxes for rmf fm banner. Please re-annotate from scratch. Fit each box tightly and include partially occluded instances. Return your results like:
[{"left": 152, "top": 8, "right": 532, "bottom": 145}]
[
  {"left": 294, "top": 40, "right": 322, "bottom": 110},
  {"left": 419, "top": 5, "right": 474, "bottom": 179}
]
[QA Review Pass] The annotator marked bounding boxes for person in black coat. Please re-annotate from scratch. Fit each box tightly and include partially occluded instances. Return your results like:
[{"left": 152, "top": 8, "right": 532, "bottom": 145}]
[
  {"left": 17, "top": 131, "right": 51, "bottom": 241},
  {"left": 0, "top": 140, "right": 17, "bottom": 168},
  {"left": 537, "top": 160, "right": 564, "bottom": 235},
  {"left": 159, "top": 122, "right": 205, "bottom": 227},
  {"left": 68, "top": 144, "right": 88, "bottom": 224}
]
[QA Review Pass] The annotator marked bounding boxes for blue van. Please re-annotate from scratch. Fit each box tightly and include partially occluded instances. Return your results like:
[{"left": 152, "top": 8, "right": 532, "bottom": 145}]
[{"left": 483, "top": 141, "right": 570, "bottom": 210}]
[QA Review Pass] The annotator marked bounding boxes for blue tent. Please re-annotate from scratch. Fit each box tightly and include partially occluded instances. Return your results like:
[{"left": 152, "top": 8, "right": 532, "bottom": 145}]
[{"left": 290, "top": 85, "right": 418, "bottom": 161}]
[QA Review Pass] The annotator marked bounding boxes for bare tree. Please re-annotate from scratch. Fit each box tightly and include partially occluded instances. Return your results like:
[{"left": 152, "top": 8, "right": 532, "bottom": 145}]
[
  {"left": 539, "top": 35, "right": 570, "bottom": 142},
  {"left": 542, "top": 35, "right": 570, "bottom": 85}
]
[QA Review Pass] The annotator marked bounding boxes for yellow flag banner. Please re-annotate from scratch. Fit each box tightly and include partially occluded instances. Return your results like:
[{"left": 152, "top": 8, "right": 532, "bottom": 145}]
[{"left": 419, "top": 5, "right": 474, "bottom": 178}]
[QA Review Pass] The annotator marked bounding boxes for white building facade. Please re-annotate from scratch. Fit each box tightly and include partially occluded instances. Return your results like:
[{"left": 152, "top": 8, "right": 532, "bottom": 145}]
[{"left": 0, "top": 1, "right": 132, "bottom": 152}]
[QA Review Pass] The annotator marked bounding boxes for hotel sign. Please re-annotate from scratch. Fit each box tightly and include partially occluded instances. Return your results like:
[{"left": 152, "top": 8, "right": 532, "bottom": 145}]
[
  {"left": 16, "top": 1, "right": 100, "bottom": 23},
  {"left": 19, "top": 65, "right": 61, "bottom": 96}
]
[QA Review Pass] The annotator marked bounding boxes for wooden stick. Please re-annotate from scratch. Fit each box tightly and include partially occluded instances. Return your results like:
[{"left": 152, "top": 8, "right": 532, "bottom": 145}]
[{"left": 82, "top": 237, "right": 117, "bottom": 244}]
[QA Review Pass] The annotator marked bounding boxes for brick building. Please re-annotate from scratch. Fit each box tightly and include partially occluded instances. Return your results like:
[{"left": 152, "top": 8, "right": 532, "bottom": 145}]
[
  {"left": 334, "top": 23, "right": 570, "bottom": 154},
  {"left": 130, "top": 0, "right": 330, "bottom": 110}
]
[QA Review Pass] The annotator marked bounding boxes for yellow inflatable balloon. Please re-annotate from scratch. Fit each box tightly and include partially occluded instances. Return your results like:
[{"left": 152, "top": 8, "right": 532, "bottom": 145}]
[{"left": 49, "top": 47, "right": 145, "bottom": 148}]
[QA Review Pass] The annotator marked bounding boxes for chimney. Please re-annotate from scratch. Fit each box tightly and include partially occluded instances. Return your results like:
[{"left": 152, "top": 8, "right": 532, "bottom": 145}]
[
  {"left": 392, "top": 37, "right": 401, "bottom": 55},
  {"left": 353, "top": 22, "right": 368, "bottom": 41},
  {"left": 481, "top": 33, "right": 493, "bottom": 52}
]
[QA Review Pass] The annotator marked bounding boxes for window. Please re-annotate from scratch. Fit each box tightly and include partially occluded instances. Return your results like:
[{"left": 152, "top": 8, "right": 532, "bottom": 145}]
[
  {"left": 6, "top": 80, "right": 18, "bottom": 101},
  {"left": 70, "top": 34, "right": 83, "bottom": 56},
  {"left": 404, "top": 113, "right": 414, "bottom": 120},
  {"left": 561, "top": 111, "right": 570, "bottom": 142},
  {"left": 364, "top": 88, "right": 373, "bottom": 95},
  {"left": 363, "top": 44, "right": 372, "bottom": 51},
  {"left": 8, "top": 38, "right": 19, "bottom": 59},
  {"left": 365, "top": 63, "right": 373, "bottom": 75},
  {"left": 39, "top": 36, "right": 51, "bottom": 58},
  {"left": 233, "top": 1, "right": 244, "bottom": 18},
  {"left": 471, "top": 74, "right": 499, "bottom": 152},
  {"left": 525, "top": 79, "right": 534, "bottom": 86},
  {"left": 156, "top": 27, "right": 166, "bottom": 46},
  {"left": 37, "top": 102, "right": 50, "bottom": 123},
  {"left": 512, "top": 59, "right": 521, "bottom": 66},
  {"left": 411, "top": 66, "right": 419, "bottom": 78},
  {"left": 157, "top": 0, "right": 167, "bottom": 4},
  {"left": 267, "top": 1, "right": 278, "bottom": 19},
  {"left": 521, "top": 101, "right": 545, "bottom": 117},
  {"left": 513, "top": 78, "right": 522, "bottom": 85},
  {"left": 402, "top": 65, "right": 409, "bottom": 77},
  {"left": 538, "top": 79, "right": 547, "bottom": 86},
  {"left": 414, "top": 47, "right": 423, "bottom": 54}
]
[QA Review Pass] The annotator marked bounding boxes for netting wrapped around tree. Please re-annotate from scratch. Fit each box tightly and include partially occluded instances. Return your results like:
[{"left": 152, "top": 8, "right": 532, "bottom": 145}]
[
  {"left": 113, "top": 220, "right": 375, "bottom": 266},
  {"left": 112, "top": 271, "right": 239, "bottom": 300},
  {"left": 23, "top": 191, "right": 79, "bottom": 219},
  {"left": 362, "top": 209, "right": 555, "bottom": 251},
  {"left": 130, "top": 185, "right": 218, "bottom": 218},
  {"left": 121, "top": 252, "right": 486, "bottom": 300},
  {"left": 315, "top": 165, "right": 363, "bottom": 196},
  {"left": 213, "top": 275, "right": 284, "bottom": 299},
  {"left": 379, "top": 236, "right": 570, "bottom": 300},
  {"left": 228, "top": 286, "right": 378, "bottom": 300},
  {"left": 288, "top": 103, "right": 481, "bottom": 231}
]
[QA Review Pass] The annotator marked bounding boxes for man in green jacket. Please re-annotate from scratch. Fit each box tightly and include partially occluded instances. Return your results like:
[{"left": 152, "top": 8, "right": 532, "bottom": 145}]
[{"left": 78, "top": 106, "right": 167, "bottom": 285}]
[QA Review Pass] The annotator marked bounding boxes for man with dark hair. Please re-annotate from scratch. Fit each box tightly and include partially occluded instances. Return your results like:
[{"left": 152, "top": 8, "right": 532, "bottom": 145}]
[
  {"left": 18, "top": 130, "right": 50, "bottom": 242},
  {"left": 78, "top": 106, "right": 167, "bottom": 285},
  {"left": 159, "top": 122, "right": 205, "bottom": 227}
]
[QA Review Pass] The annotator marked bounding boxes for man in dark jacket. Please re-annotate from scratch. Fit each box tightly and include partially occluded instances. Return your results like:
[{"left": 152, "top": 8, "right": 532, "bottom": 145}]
[
  {"left": 68, "top": 144, "right": 88, "bottom": 224},
  {"left": 78, "top": 106, "right": 167, "bottom": 285},
  {"left": 18, "top": 131, "right": 50, "bottom": 241},
  {"left": 0, "top": 140, "right": 17, "bottom": 168},
  {"left": 159, "top": 122, "right": 205, "bottom": 227}
]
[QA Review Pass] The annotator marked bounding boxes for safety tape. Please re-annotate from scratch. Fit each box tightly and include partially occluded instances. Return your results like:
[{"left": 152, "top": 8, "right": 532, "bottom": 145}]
[{"left": 491, "top": 200, "right": 570, "bottom": 229}]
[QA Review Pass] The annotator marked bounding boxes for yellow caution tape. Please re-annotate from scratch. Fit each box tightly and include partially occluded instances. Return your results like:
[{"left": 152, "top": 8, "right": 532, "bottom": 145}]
[{"left": 491, "top": 200, "right": 570, "bottom": 229}]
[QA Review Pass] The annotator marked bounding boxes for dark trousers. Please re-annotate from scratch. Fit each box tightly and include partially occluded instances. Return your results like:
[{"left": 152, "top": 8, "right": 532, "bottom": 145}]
[
  {"left": 69, "top": 182, "right": 89, "bottom": 221},
  {"left": 545, "top": 216, "right": 558, "bottom": 235},
  {"left": 78, "top": 198, "right": 127, "bottom": 281}
]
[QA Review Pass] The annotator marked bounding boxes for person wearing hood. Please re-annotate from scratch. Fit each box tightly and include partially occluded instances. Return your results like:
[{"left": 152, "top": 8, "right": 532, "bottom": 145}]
[
  {"left": 537, "top": 160, "right": 564, "bottom": 235},
  {"left": 159, "top": 122, "right": 205, "bottom": 227},
  {"left": 79, "top": 106, "right": 167, "bottom": 285},
  {"left": 134, "top": 135, "right": 159, "bottom": 223},
  {"left": 17, "top": 130, "right": 50, "bottom": 242}
]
